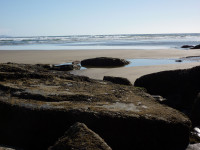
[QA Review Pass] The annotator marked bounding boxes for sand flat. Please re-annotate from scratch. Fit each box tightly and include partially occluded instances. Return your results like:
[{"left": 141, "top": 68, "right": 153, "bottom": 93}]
[{"left": 0, "top": 49, "right": 200, "bottom": 83}]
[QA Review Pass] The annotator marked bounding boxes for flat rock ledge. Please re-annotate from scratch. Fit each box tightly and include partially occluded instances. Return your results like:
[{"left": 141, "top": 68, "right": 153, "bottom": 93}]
[
  {"left": 0, "top": 63, "right": 191, "bottom": 150},
  {"left": 81, "top": 57, "right": 130, "bottom": 67},
  {"left": 49, "top": 122, "right": 112, "bottom": 150}
]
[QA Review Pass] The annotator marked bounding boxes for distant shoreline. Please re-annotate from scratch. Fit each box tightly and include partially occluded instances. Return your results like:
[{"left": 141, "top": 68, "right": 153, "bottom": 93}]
[{"left": 0, "top": 33, "right": 200, "bottom": 50}]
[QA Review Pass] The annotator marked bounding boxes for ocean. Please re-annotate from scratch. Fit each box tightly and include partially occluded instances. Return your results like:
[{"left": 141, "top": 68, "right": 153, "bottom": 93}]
[{"left": 0, "top": 33, "right": 200, "bottom": 50}]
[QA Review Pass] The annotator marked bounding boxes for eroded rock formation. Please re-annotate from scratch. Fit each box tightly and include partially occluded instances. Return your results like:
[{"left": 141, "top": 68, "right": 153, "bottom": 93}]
[{"left": 0, "top": 63, "right": 191, "bottom": 150}]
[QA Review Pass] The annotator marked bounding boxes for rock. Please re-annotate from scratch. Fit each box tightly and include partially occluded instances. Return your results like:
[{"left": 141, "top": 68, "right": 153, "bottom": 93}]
[
  {"left": 191, "top": 45, "right": 200, "bottom": 49},
  {"left": 81, "top": 57, "right": 129, "bottom": 67},
  {"left": 48, "top": 122, "right": 112, "bottom": 150},
  {"left": 0, "top": 145, "right": 18, "bottom": 150},
  {"left": 152, "top": 95, "right": 166, "bottom": 103},
  {"left": 186, "top": 143, "right": 200, "bottom": 150},
  {"left": 103, "top": 76, "right": 132, "bottom": 86},
  {"left": 72, "top": 61, "right": 81, "bottom": 65},
  {"left": 0, "top": 63, "right": 191, "bottom": 150},
  {"left": 181, "top": 45, "right": 194, "bottom": 48},
  {"left": 134, "top": 66, "right": 200, "bottom": 121},
  {"left": 52, "top": 64, "right": 81, "bottom": 71},
  {"left": 192, "top": 94, "right": 200, "bottom": 125},
  {"left": 190, "top": 126, "right": 200, "bottom": 143},
  {"left": 175, "top": 59, "right": 182, "bottom": 62}
]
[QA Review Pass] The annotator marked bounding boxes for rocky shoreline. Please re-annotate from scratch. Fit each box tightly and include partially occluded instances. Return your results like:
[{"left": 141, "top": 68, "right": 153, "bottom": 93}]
[{"left": 0, "top": 62, "right": 197, "bottom": 150}]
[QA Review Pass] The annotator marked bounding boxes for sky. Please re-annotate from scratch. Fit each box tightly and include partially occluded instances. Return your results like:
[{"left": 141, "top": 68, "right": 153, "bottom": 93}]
[{"left": 0, "top": 0, "right": 200, "bottom": 36}]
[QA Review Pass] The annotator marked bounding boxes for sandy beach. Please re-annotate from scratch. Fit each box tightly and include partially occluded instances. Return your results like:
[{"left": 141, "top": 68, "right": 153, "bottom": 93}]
[{"left": 1, "top": 49, "right": 200, "bottom": 83}]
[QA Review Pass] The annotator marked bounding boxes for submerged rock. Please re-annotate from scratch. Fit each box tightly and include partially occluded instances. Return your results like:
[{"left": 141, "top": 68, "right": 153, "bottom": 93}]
[
  {"left": 49, "top": 122, "right": 112, "bottom": 150},
  {"left": 0, "top": 63, "right": 191, "bottom": 150},
  {"left": 81, "top": 57, "right": 129, "bottom": 67},
  {"left": 103, "top": 76, "right": 132, "bottom": 85}
]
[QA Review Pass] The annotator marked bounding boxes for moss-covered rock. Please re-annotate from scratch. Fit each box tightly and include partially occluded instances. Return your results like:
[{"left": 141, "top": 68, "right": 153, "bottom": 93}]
[
  {"left": 48, "top": 122, "right": 112, "bottom": 150},
  {"left": 0, "top": 63, "right": 191, "bottom": 150}
]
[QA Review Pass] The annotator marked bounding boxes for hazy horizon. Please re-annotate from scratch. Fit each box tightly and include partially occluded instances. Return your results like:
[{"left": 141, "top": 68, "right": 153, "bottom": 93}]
[{"left": 1, "top": 32, "right": 200, "bottom": 37}]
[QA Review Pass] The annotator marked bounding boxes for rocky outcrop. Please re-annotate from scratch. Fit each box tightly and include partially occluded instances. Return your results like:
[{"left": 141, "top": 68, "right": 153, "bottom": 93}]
[
  {"left": 191, "top": 44, "right": 200, "bottom": 49},
  {"left": 49, "top": 122, "right": 112, "bottom": 150},
  {"left": 134, "top": 66, "right": 200, "bottom": 121},
  {"left": 81, "top": 57, "right": 129, "bottom": 67},
  {"left": 181, "top": 45, "right": 194, "bottom": 48},
  {"left": 103, "top": 76, "right": 132, "bottom": 85},
  {"left": 0, "top": 63, "right": 191, "bottom": 150}
]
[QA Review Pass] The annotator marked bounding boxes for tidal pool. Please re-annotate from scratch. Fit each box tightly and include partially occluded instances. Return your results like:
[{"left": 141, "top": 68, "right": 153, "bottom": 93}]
[{"left": 56, "top": 57, "right": 196, "bottom": 70}]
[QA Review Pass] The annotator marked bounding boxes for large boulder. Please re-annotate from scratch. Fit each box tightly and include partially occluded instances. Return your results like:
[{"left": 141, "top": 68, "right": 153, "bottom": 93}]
[
  {"left": 0, "top": 63, "right": 191, "bottom": 150},
  {"left": 103, "top": 76, "right": 132, "bottom": 86},
  {"left": 134, "top": 66, "right": 200, "bottom": 119},
  {"left": 49, "top": 122, "right": 112, "bottom": 150},
  {"left": 191, "top": 45, "right": 200, "bottom": 49},
  {"left": 81, "top": 57, "right": 129, "bottom": 67}
]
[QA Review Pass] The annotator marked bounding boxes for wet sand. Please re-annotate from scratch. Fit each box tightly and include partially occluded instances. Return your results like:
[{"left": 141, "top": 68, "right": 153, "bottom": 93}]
[{"left": 0, "top": 49, "right": 200, "bottom": 83}]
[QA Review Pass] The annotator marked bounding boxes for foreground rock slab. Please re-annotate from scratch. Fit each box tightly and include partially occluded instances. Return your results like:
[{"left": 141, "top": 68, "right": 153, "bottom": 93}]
[
  {"left": 49, "top": 122, "right": 112, "bottom": 150},
  {"left": 0, "top": 63, "right": 191, "bottom": 150}
]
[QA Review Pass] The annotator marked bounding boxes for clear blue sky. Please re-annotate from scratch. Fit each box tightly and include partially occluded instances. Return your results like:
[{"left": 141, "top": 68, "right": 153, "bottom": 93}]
[{"left": 0, "top": 0, "right": 200, "bottom": 36}]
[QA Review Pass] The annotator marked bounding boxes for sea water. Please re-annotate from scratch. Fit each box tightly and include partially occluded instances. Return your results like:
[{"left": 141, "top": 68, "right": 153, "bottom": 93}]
[{"left": 0, "top": 33, "right": 200, "bottom": 50}]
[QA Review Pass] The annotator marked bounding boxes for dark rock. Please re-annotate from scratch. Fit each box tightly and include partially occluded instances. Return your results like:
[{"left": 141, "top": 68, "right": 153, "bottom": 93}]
[
  {"left": 175, "top": 59, "right": 182, "bottom": 62},
  {"left": 0, "top": 63, "right": 191, "bottom": 150},
  {"left": 48, "top": 122, "right": 112, "bottom": 150},
  {"left": 103, "top": 76, "right": 132, "bottom": 86},
  {"left": 81, "top": 57, "right": 129, "bottom": 68},
  {"left": 192, "top": 94, "right": 200, "bottom": 125},
  {"left": 181, "top": 45, "right": 194, "bottom": 48},
  {"left": 186, "top": 143, "right": 200, "bottom": 150},
  {"left": 0, "top": 97, "right": 191, "bottom": 150},
  {"left": 52, "top": 64, "right": 80, "bottom": 71},
  {"left": 134, "top": 66, "right": 200, "bottom": 121},
  {"left": 191, "top": 45, "right": 200, "bottom": 49}
]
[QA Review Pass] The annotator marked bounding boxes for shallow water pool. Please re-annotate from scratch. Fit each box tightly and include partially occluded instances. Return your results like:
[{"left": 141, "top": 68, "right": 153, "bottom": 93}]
[{"left": 56, "top": 58, "right": 193, "bottom": 70}]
